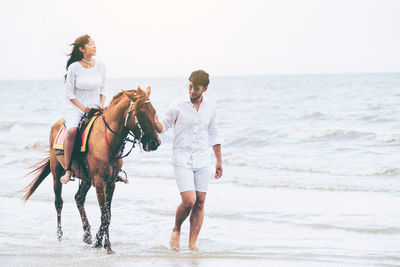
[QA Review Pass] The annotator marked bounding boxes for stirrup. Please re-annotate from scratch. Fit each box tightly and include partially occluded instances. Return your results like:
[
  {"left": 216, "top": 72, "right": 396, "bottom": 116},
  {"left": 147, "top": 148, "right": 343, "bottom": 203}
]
[{"left": 116, "top": 169, "right": 128, "bottom": 183}]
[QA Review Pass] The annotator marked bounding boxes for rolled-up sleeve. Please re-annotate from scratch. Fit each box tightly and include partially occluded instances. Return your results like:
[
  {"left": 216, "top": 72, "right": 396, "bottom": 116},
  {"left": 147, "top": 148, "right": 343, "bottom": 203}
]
[
  {"left": 65, "top": 65, "right": 77, "bottom": 100},
  {"left": 208, "top": 106, "right": 221, "bottom": 146},
  {"left": 161, "top": 105, "right": 177, "bottom": 133},
  {"left": 99, "top": 62, "right": 106, "bottom": 95}
]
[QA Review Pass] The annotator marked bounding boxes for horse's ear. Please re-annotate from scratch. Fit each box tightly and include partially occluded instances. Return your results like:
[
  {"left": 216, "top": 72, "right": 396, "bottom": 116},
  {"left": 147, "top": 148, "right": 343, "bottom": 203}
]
[
  {"left": 137, "top": 86, "right": 142, "bottom": 92},
  {"left": 145, "top": 86, "right": 151, "bottom": 98},
  {"left": 121, "top": 90, "right": 135, "bottom": 101}
]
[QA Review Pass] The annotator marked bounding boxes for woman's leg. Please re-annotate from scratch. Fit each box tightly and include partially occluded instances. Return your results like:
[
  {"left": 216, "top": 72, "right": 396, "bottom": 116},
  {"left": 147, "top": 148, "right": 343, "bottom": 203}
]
[{"left": 60, "top": 127, "right": 78, "bottom": 184}]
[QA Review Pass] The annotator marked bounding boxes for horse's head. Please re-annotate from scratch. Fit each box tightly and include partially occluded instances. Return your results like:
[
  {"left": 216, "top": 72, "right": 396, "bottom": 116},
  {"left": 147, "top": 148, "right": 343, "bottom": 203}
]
[{"left": 122, "top": 87, "right": 160, "bottom": 152}]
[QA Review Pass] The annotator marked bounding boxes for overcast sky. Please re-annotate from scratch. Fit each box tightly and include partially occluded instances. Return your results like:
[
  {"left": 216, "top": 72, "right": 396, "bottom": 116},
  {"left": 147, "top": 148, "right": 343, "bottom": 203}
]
[{"left": 1, "top": 0, "right": 400, "bottom": 79}]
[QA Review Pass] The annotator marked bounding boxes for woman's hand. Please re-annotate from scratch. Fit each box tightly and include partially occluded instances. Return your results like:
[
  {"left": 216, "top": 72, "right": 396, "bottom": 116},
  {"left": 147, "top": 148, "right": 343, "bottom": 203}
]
[
  {"left": 82, "top": 106, "right": 91, "bottom": 113},
  {"left": 96, "top": 104, "right": 105, "bottom": 112}
]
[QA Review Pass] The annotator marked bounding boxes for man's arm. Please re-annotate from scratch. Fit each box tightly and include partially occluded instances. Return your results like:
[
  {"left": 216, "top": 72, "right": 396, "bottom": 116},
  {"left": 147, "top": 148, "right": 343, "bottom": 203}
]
[
  {"left": 213, "top": 144, "right": 223, "bottom": 179},
  {"left": 154, "top": 103, "right": 177, "bottom": 134}
]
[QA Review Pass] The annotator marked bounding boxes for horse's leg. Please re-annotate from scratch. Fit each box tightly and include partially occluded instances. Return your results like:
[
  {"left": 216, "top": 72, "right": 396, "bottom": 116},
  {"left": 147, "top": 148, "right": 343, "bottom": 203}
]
[
  {"left": 93, "top": 180, "right": 112, "bottom": 253},
  {"left": 51, "top": 155, "right": 64, "bottom": 241},
  {"left": 103, "top": 181, "right": 115, "bottom": 253},
  {"left": 75, "top": 179, "right": 92, "bottom": 244}
]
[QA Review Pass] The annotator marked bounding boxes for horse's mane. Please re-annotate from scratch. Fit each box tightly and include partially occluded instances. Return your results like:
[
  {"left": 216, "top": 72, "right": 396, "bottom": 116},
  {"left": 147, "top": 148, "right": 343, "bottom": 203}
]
[{"left": 110, "top": 89, "right": 147, "bottom": 106}]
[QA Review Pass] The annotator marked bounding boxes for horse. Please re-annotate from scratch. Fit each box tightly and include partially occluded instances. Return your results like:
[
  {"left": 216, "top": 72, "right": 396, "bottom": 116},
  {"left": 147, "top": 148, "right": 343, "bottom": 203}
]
[{"left": 23, "top": 86, "right": 160, "bottom": 254}]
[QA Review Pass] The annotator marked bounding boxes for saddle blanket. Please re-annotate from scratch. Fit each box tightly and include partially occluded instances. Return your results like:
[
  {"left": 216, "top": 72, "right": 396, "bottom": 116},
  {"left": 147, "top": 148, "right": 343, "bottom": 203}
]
[{"left": 53, "top": 115, "right": 97, "bottom": 153}]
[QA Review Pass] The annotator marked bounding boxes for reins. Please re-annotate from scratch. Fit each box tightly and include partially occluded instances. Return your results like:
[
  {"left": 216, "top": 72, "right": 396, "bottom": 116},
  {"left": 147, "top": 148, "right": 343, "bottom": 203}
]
[
  {"left": 102, "top": 101, "right": 147, "bottom": 158},
  {"left": 102, "top": 113, "right": 138, "bottom": 159},
  {"left": 101, "top": 98, "right": 151, "bottom": 184}
]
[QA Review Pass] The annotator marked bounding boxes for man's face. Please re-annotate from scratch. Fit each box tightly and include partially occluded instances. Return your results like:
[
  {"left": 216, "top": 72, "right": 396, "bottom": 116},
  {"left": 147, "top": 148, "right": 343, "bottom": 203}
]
[{"left": 189, "top": 81, "right": 207, "bottom": 101}]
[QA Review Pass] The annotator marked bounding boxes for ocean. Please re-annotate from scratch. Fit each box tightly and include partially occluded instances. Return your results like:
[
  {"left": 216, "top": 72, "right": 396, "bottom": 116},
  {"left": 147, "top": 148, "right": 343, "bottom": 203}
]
[{"left": 0, "top": 74, "right": 399, "bottom": 266}]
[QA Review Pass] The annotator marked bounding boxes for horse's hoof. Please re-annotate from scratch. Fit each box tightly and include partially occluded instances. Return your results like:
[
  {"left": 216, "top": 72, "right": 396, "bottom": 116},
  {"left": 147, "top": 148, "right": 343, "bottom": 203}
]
[
  {"left": 106, "top": 247, "right": 114, "bottom": 254},
  {"left": 83, "top": 231, "right": 92, "bottom": 245},
  {"left": 83, "top": 234, "right": 92, "bottom": 245},
  {"left": 93, "top": 241, "right": 102, "bottom": 249},
  {"left": 57, "top": 230, "right": 63, "bottom": 242}
]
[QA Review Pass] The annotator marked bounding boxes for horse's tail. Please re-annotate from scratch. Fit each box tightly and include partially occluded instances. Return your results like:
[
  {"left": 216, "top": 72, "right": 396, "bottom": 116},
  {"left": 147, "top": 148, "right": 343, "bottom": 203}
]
[{"left": 23, "top": 157, "right": 51, "bottom": 201}]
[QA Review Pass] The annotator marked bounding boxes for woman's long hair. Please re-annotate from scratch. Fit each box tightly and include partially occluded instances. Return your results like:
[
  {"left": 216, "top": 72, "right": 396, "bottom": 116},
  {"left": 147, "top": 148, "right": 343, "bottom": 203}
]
[{"left": 64, "top": 34, "right": 90, "bottom": 81}]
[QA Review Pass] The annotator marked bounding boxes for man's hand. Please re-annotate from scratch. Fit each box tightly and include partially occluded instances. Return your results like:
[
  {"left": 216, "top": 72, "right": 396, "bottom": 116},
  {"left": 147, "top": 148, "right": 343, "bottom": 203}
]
[
  {"left": 215, "top": 161, "right": 223, "bottom": 179},
  {"left": 154, "top": 114, "right": 160, "bottom": 124},
  {"left": 154, "top": 114, "right": 163, "bottom": 133}
]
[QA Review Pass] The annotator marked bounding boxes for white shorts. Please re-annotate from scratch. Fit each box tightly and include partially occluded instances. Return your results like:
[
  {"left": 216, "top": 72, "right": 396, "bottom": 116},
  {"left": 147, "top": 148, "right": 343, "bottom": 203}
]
[
  {"left": 173, "top": 165, "right": 211, "bottom": 193},
  {"left": 64, "top": 109, "right": 84, "bottom": 130}
]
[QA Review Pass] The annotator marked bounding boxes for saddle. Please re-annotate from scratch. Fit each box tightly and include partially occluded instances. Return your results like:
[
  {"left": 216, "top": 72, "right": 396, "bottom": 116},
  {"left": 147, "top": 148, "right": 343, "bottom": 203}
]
[
  {"left": 53, "top": 111, "right": 129, "bottom": 184},
  {"left": 53, "top": 113, "right": 98, "bottom": 155}
]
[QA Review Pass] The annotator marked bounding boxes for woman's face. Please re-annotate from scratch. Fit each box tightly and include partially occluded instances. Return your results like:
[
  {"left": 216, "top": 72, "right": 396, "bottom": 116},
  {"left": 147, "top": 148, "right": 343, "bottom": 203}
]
[{"left": 80, "top": 38, "right": 96, "bottom": 56}]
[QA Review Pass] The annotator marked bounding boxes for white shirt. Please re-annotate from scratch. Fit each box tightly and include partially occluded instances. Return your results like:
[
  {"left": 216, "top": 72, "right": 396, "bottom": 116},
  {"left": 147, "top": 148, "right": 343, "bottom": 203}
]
[
  {"left": 65, "top": 60, "right": 106, "bottom": 111},
  {"left": 161, "top": 96, "right": 221, "bottom": 168}
]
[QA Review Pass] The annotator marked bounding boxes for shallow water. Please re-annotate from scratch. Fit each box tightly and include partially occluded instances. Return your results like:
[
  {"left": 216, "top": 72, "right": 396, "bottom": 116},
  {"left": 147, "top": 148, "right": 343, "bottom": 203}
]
[{"left": 1, "top": 74, "right": 400, "bottom": 266}]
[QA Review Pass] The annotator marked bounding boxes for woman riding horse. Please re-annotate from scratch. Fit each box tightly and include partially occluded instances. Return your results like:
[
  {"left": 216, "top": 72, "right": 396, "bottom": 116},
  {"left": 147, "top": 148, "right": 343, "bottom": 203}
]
[
  {"left": 61, "top": 34, "right": 106, "bottom": 185},
  {"left": 23, "top": 87, "right": 160, "bottom": 254}
]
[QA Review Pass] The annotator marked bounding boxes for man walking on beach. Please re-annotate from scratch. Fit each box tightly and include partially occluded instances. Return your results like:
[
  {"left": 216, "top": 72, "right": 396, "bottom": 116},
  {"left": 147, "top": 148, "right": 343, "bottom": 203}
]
[{"left": 154, "top": 70, "right": 223, "bottom": 251}]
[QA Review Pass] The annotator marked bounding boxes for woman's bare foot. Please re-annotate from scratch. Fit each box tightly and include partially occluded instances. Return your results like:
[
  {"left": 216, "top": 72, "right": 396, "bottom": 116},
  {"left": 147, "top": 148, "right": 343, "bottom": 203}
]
[
  {"left": 60, "top": 171, "right": 71, "bottom": 184},
  {"left": 189, "top": 243, "right": 199, "bottom": 251},
  {"left": 170, "top": 231, "right": 180, "bottom": 250}
]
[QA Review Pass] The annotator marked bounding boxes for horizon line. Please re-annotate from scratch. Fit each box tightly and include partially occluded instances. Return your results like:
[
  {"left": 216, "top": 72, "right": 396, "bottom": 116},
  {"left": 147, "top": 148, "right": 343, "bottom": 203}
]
[{"left": 0, "top": 71, "right": 399, "bottom": 82}]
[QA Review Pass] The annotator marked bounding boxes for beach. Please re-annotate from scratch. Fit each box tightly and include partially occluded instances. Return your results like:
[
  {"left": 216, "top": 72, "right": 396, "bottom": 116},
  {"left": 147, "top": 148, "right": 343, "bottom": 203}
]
[{"left": 1, "top": 74, "right": 400, "bottom": 266}]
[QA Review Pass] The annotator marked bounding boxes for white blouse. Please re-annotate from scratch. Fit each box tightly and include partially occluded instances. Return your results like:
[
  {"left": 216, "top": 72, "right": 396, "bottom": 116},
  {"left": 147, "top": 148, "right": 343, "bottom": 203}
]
[
  {"left": 161, "top": 96, "right": 221, "bottom": 168},
  {"left": 65, "top": 60, "right": 105, "bottom": 111}
]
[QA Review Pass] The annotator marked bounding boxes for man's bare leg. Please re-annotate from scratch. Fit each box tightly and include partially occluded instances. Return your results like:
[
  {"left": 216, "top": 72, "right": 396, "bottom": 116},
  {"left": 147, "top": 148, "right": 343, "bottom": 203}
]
[
  {"left": 189, "top": 191, "right": 206, "bottom": 251},
  {"left": 60, "top": 127, "right": 77, "bottom": 184},
  {"left": 170, "top": 190, "right": 196, "bottom": 250}
]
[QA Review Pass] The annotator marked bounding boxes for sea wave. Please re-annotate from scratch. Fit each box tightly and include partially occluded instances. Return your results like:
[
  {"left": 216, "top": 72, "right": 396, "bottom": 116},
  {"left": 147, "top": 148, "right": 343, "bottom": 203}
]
[
  {"left": 298, "top": 111, "right": 326, "bottom": 119},
  {"left": 0, "top": 121, "right": 16, "bottom": 130},
  {"left": 282, "top": 127, "right": 400, "bottom": 144},
  {"left": 223, "top": 156, "right": 400, "bottom": 177},
  {"left": 0, "top": 142, "right": 48, "bottom": 151},
  {"left": 228, "top": 176, "right": 400, "bottom": 193},
  {"left": 225, "top": 136, "right": 270, "bottom": 147},
  {"left": 283, "top": 128, "right": 376, "bottom": 141},
  {"left": 224, "top": 128, "right": 400, "bottom": 149},
  {"left": 290, "top": 221, "right": 400, "bottom": 234}
]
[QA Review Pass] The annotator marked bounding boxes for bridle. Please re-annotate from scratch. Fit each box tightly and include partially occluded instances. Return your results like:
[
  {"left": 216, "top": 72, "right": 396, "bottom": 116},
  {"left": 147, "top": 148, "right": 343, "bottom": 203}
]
[
  {"left": 123, "top": 100, "right": 150, "bottom": 130},
  {"left": 98, "top": 95, "right": 154, "bottom": 185},
  {"left": 102, "top": 98, "right": 152, "bottom": 156}
]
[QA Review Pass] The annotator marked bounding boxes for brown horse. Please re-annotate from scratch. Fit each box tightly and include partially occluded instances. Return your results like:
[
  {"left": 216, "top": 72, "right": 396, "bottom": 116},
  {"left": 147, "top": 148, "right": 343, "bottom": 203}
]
[{"left": 23, "top": 87, "right": 160, "bottom": 254}]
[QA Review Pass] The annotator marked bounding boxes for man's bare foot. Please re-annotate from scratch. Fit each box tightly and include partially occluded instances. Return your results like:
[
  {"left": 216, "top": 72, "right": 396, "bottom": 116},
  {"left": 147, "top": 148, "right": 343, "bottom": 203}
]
[
  {"left": 189, "top": 244, "right": 199, "bottom": 251},
  {"left": 170, "top": 231, "right": 180, "bottom": 250},
  {"left": 116, "top": 175, "right": 129, "bottom": 184},
  {"left": 60, "top": 171, "right": 71, "bottom": 184}
]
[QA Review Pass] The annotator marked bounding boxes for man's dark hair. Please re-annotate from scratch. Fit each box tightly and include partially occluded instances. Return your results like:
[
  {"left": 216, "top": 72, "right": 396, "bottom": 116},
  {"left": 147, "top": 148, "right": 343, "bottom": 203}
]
[{"left": 189, "top": 70, "right": 209, "bottom": 88}]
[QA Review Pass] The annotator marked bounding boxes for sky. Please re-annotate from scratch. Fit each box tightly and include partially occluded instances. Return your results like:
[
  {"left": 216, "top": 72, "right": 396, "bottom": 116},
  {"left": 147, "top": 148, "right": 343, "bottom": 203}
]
[{"left": 0, "top": 0, "right": 400, "bottom": 79}]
